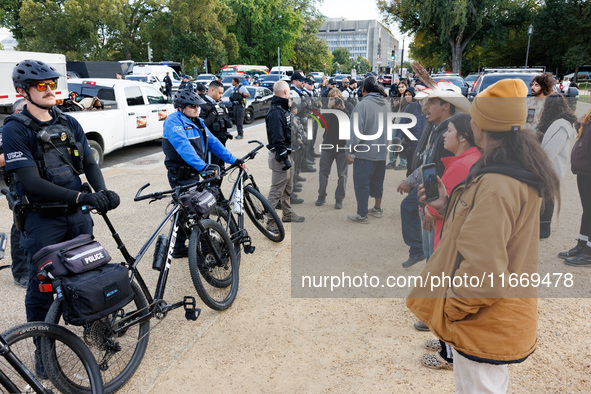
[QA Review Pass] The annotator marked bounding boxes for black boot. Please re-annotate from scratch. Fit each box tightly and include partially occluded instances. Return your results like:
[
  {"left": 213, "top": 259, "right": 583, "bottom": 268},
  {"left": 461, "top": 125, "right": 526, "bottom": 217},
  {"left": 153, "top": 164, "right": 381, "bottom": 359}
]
[
  {"left": 564, "top": 245, "right": 591, "bottom": 267},
  {"left": 558, "top": 239, "right": 587, "bottom": 259}
]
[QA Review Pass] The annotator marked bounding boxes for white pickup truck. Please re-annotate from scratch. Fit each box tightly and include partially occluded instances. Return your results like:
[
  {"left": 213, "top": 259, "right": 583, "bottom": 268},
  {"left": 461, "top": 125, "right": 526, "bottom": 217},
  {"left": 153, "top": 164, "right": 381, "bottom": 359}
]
[
  {"left": 1, "top": 52, "right": 175, "bottom": 166},
  {"left": 64, "top": 78, "right": 175, "bottom": 166}
]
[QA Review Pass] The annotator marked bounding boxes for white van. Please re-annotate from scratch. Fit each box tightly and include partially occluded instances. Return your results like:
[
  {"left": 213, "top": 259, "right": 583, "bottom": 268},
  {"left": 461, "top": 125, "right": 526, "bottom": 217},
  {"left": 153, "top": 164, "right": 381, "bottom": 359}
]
[
  {"left": 270, "top": 66, "right": 294, "bottom": 77},
  {"left": 132, "top": 64, "right": 182, "bottom": 91},
  {"left": 0, "top": 50, "right": 69, "bottom": 116}
]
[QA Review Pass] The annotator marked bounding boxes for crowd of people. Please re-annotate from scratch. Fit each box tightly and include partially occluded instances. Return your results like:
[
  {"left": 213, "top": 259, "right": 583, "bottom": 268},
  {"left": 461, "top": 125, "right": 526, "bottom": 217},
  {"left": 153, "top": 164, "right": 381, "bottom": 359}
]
[{"left": 1, "top": 58, "right": 590, "bottom": 392}]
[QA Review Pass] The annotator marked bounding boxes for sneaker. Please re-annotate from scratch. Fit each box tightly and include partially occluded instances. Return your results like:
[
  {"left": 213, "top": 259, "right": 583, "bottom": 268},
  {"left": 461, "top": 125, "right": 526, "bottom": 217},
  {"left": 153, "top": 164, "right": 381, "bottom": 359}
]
[
  {"left": 266, "top": 221, "right": 280, "bottom": 234},
  {"left": 14, "top": 277, "right": 28, "bottom": 288},
  {"left": 386, "top": 162, "right": 396, "bottom": 169},
  {"left": 235, "top": 134, "right": 244, "bottom": 140},
  {"left": 394, "top": 164, "right": 407, "bottom": 171},
  {"left": 172, "top": 245, "right": 189, "bottom": 258},
  {"left": 282, "top": 214, "right": 305, "bottom": 223},
  {"left": 334, "top": 199, "right": 343, "bottom": 210},
  {"left": 402, "top": 253, "right": 426, "bottom": 268},
  {"left": 291, "top": 197, "right": 304, "bottom": 204},
  {"left": 301, "top": 166, "right": 317, "bottom": 173},
  {"left": 347, "top": 214, "right": 369, "bottom": 223},
  {"left": 310, "top": 151, "right": 321, "bottom": 158},
  {"left": 296, "top": 174, "right": 307, "bottom": 182},
  {"left": 368, "top": 207, "right": 383, "bottom": 218},
  {"left": 421, "top": 353, "right": 453, "bottom": 370},
  {"left": 414, "top": 320, "right": 430, "bottom": 331},
  {"left": 424, "top": 339, "right": 441, "bottom": 351},
  {"left": 295, "top": 182, "right": 303, "bottom": 188},
  {"left": 293, "top": 186, "right": 302, "bottom": 193},
  {"left": 315, "top": 198, "right": 325, "bottom": 206}
]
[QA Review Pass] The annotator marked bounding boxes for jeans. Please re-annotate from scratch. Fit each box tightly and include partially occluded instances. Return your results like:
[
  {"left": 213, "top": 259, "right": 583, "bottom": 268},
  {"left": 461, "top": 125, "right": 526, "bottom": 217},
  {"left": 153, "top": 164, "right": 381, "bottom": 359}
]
[
  {"left": 318, "top": 149, "right": 348, "bottom": 201},
  {"left": 400, "top": 187, "right": 423, "bottom": 257},
  {"left": 420, "top": 209, "right": 435, "bottom": 260},
  {"left": 352, "top": 159, "right": 385, "bottom": 217}
]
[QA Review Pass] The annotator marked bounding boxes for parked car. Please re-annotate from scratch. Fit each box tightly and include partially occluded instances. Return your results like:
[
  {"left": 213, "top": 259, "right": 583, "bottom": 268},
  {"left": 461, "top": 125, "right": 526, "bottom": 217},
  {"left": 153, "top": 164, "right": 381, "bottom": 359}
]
[
  {"left": 432, "top": 75, "right": 470, "bottom": 96},
  {"left": 260, "top": 74, "right": 289, "bottom": 90},
  {"left": 64, "top": 78, "right": 175, "bottom": 165},
  {"left": 222, "top": 85, "right": 273, "bottom": 124},
  {"left": 194, "top": 73, "right": 218, "bottom": 89},
  {"left": 221, "top": 75, "right": 248, "bottom": 91},
  {"left": 383, "top": 74, "right": 393, "bottom": 86},
  {"left": 125, "top": 74, "right": 164, "bottom": 92},
  {"left": 469, "top": 71, "right": 541, "bottom": 100},
  {"left": 331, "top": 74, "right": 351, "bottom": 89}
]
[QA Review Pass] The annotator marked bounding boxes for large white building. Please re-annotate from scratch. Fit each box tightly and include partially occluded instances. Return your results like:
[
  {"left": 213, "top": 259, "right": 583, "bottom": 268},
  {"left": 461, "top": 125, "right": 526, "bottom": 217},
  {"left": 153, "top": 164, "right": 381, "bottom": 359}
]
[{"left": 317, "top": 18, "right": 399, "bottom": 73}]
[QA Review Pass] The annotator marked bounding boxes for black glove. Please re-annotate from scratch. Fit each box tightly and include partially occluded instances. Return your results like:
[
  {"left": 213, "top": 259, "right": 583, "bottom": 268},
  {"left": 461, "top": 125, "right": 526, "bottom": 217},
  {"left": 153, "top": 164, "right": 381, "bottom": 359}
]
[
  {"left": 275, "top": 149, "right": 288, "bottom": 162},
  {"left": 234, "top": 158, "right": 244, "bottom": 166},
  {"left": 79, "top": 192, "right": 109, "bottom": 213},
  {"left": 101, "top": 189, "right": 120, "bottom": 210},
  {"left": 226, "top": 132, "right": 234, "bottom": 140}
]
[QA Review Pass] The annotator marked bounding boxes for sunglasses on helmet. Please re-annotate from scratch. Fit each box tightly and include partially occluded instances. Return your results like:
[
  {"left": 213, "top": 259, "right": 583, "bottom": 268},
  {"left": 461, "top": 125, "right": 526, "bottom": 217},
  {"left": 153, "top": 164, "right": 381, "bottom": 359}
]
[{"left": 32, "top": 81, "right": 58, "bottom": 91}]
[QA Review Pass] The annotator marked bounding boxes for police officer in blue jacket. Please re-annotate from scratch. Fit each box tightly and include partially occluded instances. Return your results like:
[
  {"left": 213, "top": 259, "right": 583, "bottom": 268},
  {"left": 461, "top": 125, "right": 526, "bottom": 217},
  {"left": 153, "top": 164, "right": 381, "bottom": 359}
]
[
  {"left": 162, "top": 89, "right": 244, "bottom": 257},
  {"left": 2, "top": 60, "right": 120, "bottom": 327}
]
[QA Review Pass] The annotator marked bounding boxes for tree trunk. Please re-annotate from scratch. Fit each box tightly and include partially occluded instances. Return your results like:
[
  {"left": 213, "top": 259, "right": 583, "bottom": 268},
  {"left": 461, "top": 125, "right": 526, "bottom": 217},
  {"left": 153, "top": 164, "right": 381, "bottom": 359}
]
[{"left": 449, "top": 37, "right": 462, "bottom": 74}]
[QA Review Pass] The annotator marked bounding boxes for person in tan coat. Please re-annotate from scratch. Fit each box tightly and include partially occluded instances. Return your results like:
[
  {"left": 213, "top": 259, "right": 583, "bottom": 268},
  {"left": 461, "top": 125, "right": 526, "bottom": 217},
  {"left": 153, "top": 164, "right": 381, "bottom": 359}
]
[{"left": 407, "top": 79, "right": 560, "bottom": 393}]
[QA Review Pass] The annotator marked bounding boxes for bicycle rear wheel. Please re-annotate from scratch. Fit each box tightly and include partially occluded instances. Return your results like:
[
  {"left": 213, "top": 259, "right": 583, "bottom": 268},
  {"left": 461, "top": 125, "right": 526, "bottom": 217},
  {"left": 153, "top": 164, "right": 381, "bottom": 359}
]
[
  {"left": 243, "top": 185, "right": 285, "bottom": 242},
  {"left": 45, "top": 280, "right": 150, "bottom": 393},
  {"left": 188, "top": 219, "right": 239, "bottom": 311},
  {"left": 1, "top": 322, "right": 103, "bottom": 394}
]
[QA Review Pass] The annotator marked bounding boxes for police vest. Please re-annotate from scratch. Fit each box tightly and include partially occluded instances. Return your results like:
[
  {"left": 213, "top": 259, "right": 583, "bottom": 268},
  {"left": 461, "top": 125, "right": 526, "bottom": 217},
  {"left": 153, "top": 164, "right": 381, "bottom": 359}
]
[
  {"left": 7, "top": 111, "right": 85, "bottom": 187},
  {"left": 230, "top": 85, "right": 245, "bottom": 105}
]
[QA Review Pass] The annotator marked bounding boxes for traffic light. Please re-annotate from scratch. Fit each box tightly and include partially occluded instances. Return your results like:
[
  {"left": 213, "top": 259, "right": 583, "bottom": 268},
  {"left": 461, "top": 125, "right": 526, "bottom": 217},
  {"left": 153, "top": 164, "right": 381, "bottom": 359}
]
[
  {"left": 148, "top": 48, "right": 153, "bottom": 60},
  {"left": 391, "top": 50, "right": 395, "bottom": 60}
]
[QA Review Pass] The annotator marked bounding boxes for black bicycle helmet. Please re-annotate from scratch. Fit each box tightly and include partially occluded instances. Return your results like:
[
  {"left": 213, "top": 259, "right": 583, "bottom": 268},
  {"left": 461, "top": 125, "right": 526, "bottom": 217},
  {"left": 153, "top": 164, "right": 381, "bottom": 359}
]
[
  {"left": 173, "top": 89, "right": 205, "bottom": 109},
  {"left": 12, "top": 59, "right": 63, "bottom": 91}
]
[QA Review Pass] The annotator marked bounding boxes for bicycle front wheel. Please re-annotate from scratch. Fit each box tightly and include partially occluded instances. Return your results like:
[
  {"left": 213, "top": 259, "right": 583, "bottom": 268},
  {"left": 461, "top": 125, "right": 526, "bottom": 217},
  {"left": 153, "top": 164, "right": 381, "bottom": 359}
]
[
  {"left": 45, "top": 280, "right": 150, "bottom": 393},
  {"left": 188, "top": 219, "right": 239, "bottom": 311},
  {"left": 1, "top": 322, "right": 103, "bottom": 394},
  {"left": 243, "top": 185, "right": 285, "bottom": 242}
]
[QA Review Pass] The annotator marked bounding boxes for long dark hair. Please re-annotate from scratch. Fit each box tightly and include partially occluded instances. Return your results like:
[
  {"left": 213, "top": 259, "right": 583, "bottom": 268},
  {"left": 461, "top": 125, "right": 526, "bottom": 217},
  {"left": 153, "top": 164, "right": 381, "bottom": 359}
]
[
  {"left": 538, "top": 93, "right": 575, "bottom": 135},
  {"left": 363, "top": 76, "right": 387, "bottom": 97},
  {"left": 465, "top": 129, "right": 560, "bottom": 212},
  {"left": 448, "top": 113, "right": 477, "bottom": 148}
]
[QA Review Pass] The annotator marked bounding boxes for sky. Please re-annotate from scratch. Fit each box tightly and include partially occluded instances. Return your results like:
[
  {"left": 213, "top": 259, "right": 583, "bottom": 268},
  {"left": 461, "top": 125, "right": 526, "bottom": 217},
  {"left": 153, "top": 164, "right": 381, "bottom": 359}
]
[{"left": 318, "top": 0, "right": 410, "bottom": 53}]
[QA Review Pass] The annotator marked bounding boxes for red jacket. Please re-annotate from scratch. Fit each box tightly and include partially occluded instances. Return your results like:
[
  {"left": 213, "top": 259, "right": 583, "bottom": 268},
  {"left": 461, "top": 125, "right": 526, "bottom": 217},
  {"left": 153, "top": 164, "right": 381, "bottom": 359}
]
[{"left": 427, "top": 146, "right": 481, "bottom": 249}]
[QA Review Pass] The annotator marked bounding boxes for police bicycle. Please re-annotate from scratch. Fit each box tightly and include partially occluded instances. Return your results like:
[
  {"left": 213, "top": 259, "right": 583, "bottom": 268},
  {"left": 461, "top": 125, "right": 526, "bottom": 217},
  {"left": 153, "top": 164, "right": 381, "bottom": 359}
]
[
  {"left": 210, "top": 140, "right": 285, "bottom": 265},
  {"left": 0, "top": 234, "right": 103, "bottom": 394},
  {"left": 39, "top": 172, "right": 237, "bottom": 392}
]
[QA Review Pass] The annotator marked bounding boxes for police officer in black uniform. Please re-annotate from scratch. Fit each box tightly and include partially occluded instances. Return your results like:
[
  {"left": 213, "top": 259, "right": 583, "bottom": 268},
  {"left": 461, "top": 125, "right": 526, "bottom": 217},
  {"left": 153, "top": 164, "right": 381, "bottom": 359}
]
[
  {"left": 2, "top": 60, "right": 120, "bottom": 325},
  {"left": 199, "top": 80, "right": 234, "bottom": 167},
  {"left": 196, "top": 83, "right": 207, "bottom": 100},
  {"left": 230, "top": 77, "right": 250, "bottom": 139},
  {"left": 266, "top": 80, "right": 304, "bottom": 229}
]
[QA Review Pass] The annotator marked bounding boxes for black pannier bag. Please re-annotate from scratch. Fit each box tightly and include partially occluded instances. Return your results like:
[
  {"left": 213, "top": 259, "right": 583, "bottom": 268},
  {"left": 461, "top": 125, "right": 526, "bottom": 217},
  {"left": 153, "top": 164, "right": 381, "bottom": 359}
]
[
  {"left": 179, "top": 188, "right": 217, "bottom": 216},
  {"left": 55, "top": 263, "right": 134, "bottom": 326},
  {"left": 33, "top": 234, "right": 111, "bottom": 278}
]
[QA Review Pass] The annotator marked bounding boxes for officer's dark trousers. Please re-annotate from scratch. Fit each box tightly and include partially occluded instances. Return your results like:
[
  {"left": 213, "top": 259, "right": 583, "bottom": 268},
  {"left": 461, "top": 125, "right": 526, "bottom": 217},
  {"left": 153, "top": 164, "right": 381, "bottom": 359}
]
[
  {"left": 233, "top": 105, "right": 245, "bottom": 136},
  {"left": 11, "top": 224, "right": 29, "bottom": 282},
  {"left": 21, "top": 211, "right": 93, "bottom": 322},
  {"left": 167, "top": 172, "right": 201, "bottom": 250}
]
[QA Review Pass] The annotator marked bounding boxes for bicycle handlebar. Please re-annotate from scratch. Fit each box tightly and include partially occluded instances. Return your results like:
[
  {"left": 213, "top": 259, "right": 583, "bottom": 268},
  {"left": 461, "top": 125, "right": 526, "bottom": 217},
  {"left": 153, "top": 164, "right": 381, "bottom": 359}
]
[{"left": 221, "top": 140, "right": 264, "bottom": 176}]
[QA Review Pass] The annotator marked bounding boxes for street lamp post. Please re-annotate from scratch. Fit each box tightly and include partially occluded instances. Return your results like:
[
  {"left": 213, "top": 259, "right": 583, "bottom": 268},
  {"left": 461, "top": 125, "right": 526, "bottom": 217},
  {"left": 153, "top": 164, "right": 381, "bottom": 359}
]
[
  {"left": 525, "top": 24, "right": 533, "bottom": 67},
  {"left": 400, "top": 35, "right": 406, "bottom": 77}
]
